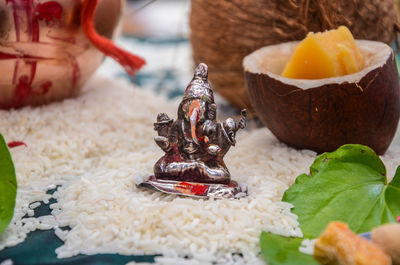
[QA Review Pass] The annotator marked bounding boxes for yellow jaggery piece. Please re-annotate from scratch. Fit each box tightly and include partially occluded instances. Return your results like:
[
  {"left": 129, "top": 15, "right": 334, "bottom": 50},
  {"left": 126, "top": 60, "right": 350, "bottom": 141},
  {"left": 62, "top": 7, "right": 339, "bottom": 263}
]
[
  {"left": 314, "top": 222, "right": 391, "bottom": 265},
  {"left": 281, "top": 26, "right": 365, "bottom": 79}
]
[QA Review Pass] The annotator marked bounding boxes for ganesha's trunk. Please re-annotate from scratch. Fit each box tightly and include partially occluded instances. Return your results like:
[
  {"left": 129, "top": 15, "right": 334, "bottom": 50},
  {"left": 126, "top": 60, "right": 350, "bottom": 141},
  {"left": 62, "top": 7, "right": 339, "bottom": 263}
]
[{"left": 190, "top": 107, "right": 200, "bottom": 145}]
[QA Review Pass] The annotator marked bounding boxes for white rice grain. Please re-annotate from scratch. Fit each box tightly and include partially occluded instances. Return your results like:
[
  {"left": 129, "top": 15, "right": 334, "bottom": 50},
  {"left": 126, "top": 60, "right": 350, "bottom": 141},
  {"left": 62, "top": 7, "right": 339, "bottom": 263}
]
[
  {"left": 0, "top": 260, "right": 13, "bottom": 265},
  {"left": 299, "top": 238, "right": 317, "bottom": 255}
]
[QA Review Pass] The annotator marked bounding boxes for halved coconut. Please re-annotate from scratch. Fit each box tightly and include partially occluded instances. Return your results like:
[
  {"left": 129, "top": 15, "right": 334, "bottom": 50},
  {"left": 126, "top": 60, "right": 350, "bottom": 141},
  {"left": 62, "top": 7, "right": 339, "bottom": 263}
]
[{"left": 243, "top": 40, "right": 400, "bottom": 155}]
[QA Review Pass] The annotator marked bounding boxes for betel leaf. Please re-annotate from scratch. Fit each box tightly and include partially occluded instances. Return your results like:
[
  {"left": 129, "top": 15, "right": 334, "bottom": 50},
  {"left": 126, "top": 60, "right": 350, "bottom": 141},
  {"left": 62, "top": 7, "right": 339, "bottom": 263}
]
[
  {"left": 283, "top": 144, "right": 400, "bottom": 238},
  {"left": 0, "top": 134, "right": 17, "bottom": 235},
  {"left": 260, "top": 232, "right": 319, "bottom": 265}
]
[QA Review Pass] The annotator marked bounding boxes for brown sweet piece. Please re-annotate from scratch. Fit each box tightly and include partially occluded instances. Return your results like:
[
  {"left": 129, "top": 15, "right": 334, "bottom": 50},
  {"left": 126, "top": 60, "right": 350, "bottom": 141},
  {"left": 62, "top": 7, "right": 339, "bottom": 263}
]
[
  {"left": 314, "top": 222, "right": 391, "bottom": 265},
  {"left": 372, "top": 223, "right": 400, "bottom": 265}
]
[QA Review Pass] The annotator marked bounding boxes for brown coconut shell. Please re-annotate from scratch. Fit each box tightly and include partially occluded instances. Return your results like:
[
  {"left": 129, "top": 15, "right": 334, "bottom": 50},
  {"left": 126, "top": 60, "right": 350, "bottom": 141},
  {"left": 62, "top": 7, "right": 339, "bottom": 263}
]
[
  {"left": 243, "top": 40, "right": 400, "bottom": 155},
  {"left": 190, "top": 0, "right": 399, "bottom": 111}
]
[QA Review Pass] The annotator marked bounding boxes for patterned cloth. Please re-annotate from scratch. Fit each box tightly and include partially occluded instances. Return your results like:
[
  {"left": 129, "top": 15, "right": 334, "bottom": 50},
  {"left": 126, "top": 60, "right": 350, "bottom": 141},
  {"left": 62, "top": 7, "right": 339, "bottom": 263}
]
[{"left": 98, "top": 37, "right": 192, "bottom": 100}]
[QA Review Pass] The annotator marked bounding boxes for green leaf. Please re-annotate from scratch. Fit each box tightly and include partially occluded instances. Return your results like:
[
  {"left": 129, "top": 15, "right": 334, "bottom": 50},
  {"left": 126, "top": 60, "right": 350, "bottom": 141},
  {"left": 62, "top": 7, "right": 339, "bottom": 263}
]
[
  {"left": 260, "top": 232, "right": 319, "bottom": 265},
  {"left": 283, "top": 144, "right": 400, "bottom": 238},
  {"left": 0, "top": 134, "right": 17, "bottom": 235}
]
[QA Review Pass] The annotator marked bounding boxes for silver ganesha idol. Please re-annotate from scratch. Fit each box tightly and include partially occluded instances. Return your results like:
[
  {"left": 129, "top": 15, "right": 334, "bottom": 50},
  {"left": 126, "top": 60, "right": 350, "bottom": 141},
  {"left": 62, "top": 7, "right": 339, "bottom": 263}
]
[{"left": 138, "top": 63, "right": 247, "bottom": 199}]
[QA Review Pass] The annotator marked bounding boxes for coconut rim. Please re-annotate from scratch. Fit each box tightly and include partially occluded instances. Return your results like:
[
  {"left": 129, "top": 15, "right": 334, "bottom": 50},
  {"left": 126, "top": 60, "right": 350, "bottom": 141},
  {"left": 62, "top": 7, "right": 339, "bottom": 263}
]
[{"left": 243, "top": 40, "right": 393, "bottom": 90}]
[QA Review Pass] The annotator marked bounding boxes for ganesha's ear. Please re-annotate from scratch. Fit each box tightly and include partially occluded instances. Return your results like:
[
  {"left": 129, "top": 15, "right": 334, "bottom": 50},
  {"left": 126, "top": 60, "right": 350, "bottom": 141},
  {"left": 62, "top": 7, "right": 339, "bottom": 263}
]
[
  {"left": 209, "top": 103, "right": 217, "bottom": 111},
  {"left": 208, "top": 103, "right": 217, "bottom": 118}
]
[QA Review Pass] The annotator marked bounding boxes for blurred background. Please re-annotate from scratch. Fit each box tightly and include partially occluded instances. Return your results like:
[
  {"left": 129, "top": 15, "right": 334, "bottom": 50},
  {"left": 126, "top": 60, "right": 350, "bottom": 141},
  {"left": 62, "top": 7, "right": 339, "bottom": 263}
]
[{"left": 98, "top": 0, "right": 193, "bottom": 100}]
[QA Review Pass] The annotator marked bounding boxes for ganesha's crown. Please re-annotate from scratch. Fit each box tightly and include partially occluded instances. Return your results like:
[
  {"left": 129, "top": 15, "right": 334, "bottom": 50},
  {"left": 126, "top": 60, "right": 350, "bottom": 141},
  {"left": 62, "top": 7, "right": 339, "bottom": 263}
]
[{"left": 183, "top": 63, "right": 214, "bottom": 104}]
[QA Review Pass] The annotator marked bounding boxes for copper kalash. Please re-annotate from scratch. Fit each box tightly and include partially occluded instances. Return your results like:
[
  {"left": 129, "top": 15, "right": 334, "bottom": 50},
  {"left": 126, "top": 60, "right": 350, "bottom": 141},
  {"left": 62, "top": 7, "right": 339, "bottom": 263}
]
[{"left": 138, "top": 63, "right": 247, "bottom": 199}]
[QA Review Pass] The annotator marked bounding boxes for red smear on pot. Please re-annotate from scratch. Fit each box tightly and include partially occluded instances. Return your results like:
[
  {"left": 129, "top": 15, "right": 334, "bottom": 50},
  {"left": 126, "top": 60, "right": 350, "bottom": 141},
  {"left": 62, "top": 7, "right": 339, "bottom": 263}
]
[
  {"left": 13, "top": 76, "right": 33, "bottom": 105},
  {"left": 0, "top": 51, "right": 51, "bottom": 60},
  {"left": 5, "top": 0, "right": 63, "bottom": 108},
  {"left": 397, "top": 216, "right": 400, "bottom": 223},
  {"left": 81, "top": 0, "right": 146, "bottom": 76},
  {"left": 8, "top": 141, "right": 27, "bottom": 148},
  {"left": 35, "top": 1, "right": 63, "bottom": 25},
  {"left": 41, "top": 81, "right": 52, "bottom": 94},
  {"left": 69, "top": 55, "right": 81, "bottom": 88}
]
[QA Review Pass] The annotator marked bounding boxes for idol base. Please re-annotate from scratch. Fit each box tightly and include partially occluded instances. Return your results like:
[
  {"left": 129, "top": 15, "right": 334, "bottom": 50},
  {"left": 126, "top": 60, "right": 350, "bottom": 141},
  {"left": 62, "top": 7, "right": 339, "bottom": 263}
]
[{"left": 137, "top": 176, "right": 246, "bottom": 199}]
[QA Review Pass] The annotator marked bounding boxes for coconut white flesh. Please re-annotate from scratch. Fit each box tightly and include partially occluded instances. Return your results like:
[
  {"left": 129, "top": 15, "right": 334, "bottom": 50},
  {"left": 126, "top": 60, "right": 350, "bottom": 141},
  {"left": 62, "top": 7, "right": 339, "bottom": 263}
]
[{"left": 243, "top": 40, "right": 393, "bottom": 90}]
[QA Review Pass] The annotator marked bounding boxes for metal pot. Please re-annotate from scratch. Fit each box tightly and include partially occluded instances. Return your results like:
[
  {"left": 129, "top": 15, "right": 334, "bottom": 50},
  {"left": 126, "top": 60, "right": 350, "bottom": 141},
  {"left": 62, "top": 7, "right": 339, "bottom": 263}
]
[{"left": 0, "top": 0, "right": 124, "bottom": 109}]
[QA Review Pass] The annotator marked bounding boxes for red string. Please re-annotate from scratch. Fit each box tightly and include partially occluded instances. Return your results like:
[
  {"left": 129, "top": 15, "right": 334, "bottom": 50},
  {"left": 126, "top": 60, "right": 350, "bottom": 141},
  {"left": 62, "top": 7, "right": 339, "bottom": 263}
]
[{"left": 81, "top": 0, "right": 146, "bottom": 76}]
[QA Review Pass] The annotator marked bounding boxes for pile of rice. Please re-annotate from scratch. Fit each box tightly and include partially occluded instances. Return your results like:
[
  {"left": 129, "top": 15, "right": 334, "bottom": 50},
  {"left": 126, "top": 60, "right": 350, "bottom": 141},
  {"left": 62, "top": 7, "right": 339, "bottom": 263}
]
[{"left": 0, "top": 75, "right": 399, "bottom": 264}]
